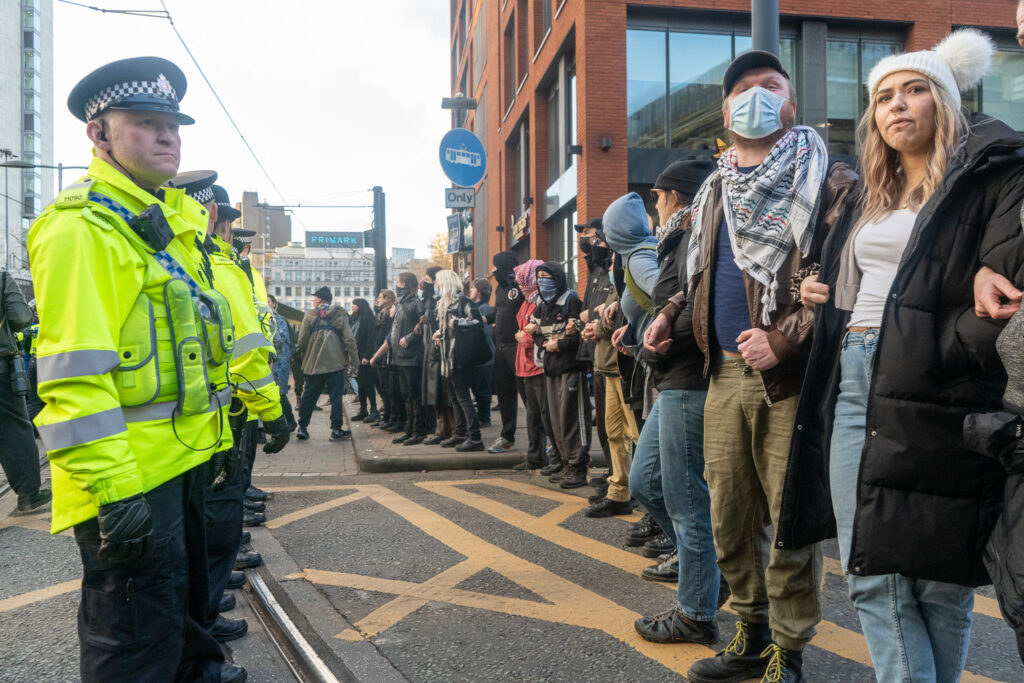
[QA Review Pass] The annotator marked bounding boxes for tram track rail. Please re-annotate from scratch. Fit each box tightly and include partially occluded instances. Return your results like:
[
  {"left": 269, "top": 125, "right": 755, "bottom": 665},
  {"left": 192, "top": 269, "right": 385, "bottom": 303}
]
[{"left": 241, "top": 567, "right": 345, "bottom": 683}]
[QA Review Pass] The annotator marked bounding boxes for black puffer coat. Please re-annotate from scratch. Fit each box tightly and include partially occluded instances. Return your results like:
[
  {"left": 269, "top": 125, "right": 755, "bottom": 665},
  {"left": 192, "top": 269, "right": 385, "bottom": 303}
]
[{"left": 776, "top": 114, "right": 1024, "bottom": 586}]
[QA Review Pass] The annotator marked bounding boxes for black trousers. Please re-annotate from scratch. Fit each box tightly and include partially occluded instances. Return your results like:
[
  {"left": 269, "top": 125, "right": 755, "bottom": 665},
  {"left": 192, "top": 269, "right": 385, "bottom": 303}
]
[
  {"left": 592, "top": 372, "right": 612, "bottom": 473},
  {"left": 518, "top": 374, "right": 548, "bottom": 467},
  {"left": 383, "top": 367, "right": 404, "bottom": 424},
  {"left": 494, "top": 343, "right": 518, "bottom": 441},
  {"left": 0, "top": 363, "right": 41, "bottom": 496},
  {"left": 357, "top": 364, "right": 378, "bottom": 413},
  {"left": 448, "top": 368, "right": 480, "bottom": 442},
  {"left": 74, "top": 466, "right": 222, "bottom": 683},
  {"left": 470, "top": 363, "right": 493, "bottom": 424},
  {"left": 398, "top": 365, "right": 424, "bottom": 436},
  {"left": 26, "top": 356, "right": 43, "bottom": 420},
  {"left": 298, "top": 370, "right": 346, "bottom": 431},
  {"left": 205, "top": 401, "right": 247, "bottom": 623}
]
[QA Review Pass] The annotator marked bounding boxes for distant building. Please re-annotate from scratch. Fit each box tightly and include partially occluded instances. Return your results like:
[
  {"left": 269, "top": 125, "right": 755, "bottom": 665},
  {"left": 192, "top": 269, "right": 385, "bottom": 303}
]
[
  {"left": 1, "top": 0, "right": 53, "bottom": 284},
  {"left": 239, "top": 190, "right": 292, "bottom": 250},
  {"left": 391, "top": 247, "right": 415, "bottom": 266},
  {"left": 263, "top": 242, "right": 397, "bottom": 311}
]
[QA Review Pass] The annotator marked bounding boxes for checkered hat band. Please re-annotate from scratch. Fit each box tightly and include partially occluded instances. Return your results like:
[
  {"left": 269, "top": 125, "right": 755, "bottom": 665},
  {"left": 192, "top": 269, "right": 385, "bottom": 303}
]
[
  {"left": 190, "top": 187, "right": 214, "bottom": 204},
  {"left": 235, "top": 234, "right": 252, "bottom": 244},
  {"left": 216, "top": 201, "right": 232, "bottom": 210},
  {"left": 84, "top": 80, "right": 179, "bottom": 120}
]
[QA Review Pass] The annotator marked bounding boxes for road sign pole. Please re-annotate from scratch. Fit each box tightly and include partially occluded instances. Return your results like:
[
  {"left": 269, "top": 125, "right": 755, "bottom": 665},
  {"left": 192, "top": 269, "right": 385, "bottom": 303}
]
[
  {"left": 752, "top": 0, "right": 779, "bottom": 55},
  {"left": 372, "top": 186, "right": 387, "bottom": 294}
]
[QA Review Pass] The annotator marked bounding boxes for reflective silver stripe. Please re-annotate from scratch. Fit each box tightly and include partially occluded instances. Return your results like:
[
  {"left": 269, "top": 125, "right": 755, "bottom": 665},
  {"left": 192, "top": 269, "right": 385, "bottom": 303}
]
[
  {"left": 237, "top": 372, "right": 275, "bottom": 392},
  {"left": 37, "top": 350, "right": 120, "bottom": 383},
  {"left": 37, "top": 407, "right": 127, "bottom": 451},
  {"left": 122, "top": 387, "right": 234, "bottom": 424},
  {"left": 232, "top": 332, "right": 272, "bottom": 356}
]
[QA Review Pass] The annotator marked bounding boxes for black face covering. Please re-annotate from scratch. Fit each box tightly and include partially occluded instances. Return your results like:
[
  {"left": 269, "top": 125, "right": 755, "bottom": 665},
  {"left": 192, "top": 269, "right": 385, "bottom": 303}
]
[
  {"left": 583, "top": 254, "right": 595, "bottom": 271},
  {"left": 591, "top": 245, "right": 612, "bottom": 269},
  {"left": 421, "top": 283, "right": 435, "bottom": 300},
  {"left": 579, "top": 238, "right": 593, "bottom": 256}
]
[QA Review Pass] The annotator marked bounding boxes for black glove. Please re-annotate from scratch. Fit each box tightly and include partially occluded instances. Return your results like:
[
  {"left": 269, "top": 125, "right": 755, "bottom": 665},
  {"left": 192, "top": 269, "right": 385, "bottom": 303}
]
[
  {"left": 263, "top": 415, "right": 291, "bottom": 454},
  {"left": 97, "top": 494, "right": 155, "bottom": 567},
  {"left": 210, "top": 447, "right": 241, "bottom": 490}
]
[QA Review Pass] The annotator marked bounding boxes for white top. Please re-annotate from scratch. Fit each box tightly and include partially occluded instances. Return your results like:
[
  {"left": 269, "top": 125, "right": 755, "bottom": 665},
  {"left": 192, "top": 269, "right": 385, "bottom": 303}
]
[{"left": 848, "top": 209, "right": 917, "bottom": 329}]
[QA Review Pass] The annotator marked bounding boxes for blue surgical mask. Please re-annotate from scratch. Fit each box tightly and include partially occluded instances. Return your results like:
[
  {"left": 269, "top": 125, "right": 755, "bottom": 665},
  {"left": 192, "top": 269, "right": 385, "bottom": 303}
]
[
  {"left": 728, "top": 86, "right": 786, "bottom": 139},
  {"left": 537, "top": 278, "right": 558, "bottom": 302}
]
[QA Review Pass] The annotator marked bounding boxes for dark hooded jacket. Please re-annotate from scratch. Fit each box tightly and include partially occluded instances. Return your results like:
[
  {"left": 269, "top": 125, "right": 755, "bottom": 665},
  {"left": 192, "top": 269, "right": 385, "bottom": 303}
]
[
  {"left": 643, "top": 218, "right": 709, "bottom": 391},
  {"left": 492, "top": 251, "right": 523, "bottom": 346},
  {"left": 350, "top": 298, "right": 378, "bottom": 361},
  {"left": 777, "top": 114, "right": 1024, "bottom": 586},
  {"left": 389, "top": 286, "right": 422, "bottom": 367},
  {"left": 577, "top": 252, "right": 614, "bottom": 363},
  {"left": 531, "top": 262, "right": 585, "bottom": 377}
]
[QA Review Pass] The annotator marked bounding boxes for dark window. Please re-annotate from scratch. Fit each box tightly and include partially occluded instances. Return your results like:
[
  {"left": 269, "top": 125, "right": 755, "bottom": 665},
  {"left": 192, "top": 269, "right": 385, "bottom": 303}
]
[
  {"left": 504, "top": 17, "right": 516, "bottom": 111},
  {"left": 826, "top": 39, "right": 899, "bottom": 155},
  {"left": 964, "top": 48, "right": 1024, "bottom": 132}
]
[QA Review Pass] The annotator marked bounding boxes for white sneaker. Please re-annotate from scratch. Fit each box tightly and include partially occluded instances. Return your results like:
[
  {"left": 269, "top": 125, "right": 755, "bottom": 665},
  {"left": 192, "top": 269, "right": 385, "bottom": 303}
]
[{"left": 487, "top": 437, "right": 514, "bottom": 453}]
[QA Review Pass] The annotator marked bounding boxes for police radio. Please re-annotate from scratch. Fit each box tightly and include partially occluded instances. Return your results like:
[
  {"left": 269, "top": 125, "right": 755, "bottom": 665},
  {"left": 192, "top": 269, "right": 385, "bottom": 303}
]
[{"left": 9, "top": 354, "right": 28, "bottom": 396}]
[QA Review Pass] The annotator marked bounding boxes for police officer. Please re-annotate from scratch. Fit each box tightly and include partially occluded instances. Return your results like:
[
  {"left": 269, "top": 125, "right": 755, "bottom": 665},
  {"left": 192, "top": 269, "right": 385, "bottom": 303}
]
[
  {"left": 0, "top": 270, "right": 50, "bottom": 514},
  {"left": 27, "top": 57, "right": 241, "bottom": 682},
  {"left": 175, "top": 172, "right": 289, "bottom": 646}
]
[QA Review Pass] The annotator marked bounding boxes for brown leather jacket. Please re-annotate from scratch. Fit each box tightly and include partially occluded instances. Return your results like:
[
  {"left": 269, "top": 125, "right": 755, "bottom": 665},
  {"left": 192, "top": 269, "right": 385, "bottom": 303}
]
[{"left": 664, "top": 161, "right": 858, "bottom": 405}]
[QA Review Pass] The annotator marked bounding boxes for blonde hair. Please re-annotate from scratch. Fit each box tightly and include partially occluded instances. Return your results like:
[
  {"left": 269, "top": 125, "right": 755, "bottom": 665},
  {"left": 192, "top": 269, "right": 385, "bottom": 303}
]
[
  {"left": 434, "top": 270, "right": 463, "bottom": 326},
  {"left": 857, "top": 77, "right": 968, "bottom": 225}
]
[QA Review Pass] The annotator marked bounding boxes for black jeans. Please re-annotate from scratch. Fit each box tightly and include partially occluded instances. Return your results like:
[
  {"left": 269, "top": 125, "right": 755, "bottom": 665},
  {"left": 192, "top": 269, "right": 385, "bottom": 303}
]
[
  {"left": 518, "top": 374, "right": 548, "bottom": 467},
  {"left": 449, "top": 367, "right": 480, "bottom": 442},
  {"left": 398, "top": 365, "right": 424, "bottom": 436},
  {"left": 494, "top": 343, "right": 518, "bottom": 441},
  {"left": 74, "top": 466, "right": 222, "bottom": 682},
  {"left": 0, "top": 363, "right": 41, "bottom": 496},
  {"left": 471, "top": 363, "right": 493, "bottom": 424},
  {"left": 298, "top": 370, "right": 346, "bottom": 431},
  {"left": 357, "top": 364, "right": 378, "bottom": 413}
]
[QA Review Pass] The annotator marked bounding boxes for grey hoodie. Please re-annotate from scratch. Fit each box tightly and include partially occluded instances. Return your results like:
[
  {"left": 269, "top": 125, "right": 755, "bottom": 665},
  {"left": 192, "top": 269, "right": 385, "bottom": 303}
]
[{"left": 602, "top": 192, "right": 659, "bottom": 349}]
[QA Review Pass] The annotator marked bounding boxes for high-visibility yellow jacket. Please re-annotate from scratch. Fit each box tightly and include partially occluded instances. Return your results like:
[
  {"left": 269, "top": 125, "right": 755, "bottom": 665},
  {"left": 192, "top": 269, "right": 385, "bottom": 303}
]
[
  {"left": 28, "top": 157, "right": 233, "bottom": 533},
  {"left": 207, "top": 237, "right": 281, "bottom": 422}
]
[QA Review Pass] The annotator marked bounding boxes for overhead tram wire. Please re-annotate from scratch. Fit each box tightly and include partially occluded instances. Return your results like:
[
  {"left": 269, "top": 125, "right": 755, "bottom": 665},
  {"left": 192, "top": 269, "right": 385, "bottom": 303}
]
[{"left": 56, "top": 0, "right": 308, "bottom": 230}]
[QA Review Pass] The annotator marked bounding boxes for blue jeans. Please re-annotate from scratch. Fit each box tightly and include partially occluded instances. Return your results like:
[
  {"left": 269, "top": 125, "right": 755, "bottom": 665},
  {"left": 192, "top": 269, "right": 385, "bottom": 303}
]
[
  {"left": 831, "top": 330, "right": 974, "bottom": 681},
  {"left": 630, "top": 389, "right": 720, "bottom": 621}
]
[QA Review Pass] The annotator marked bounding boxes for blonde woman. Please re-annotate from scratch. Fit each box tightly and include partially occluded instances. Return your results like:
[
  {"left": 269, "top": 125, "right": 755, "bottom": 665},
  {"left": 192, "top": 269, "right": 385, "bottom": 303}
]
[
  {"left": 432, "top": 270, "right": 486, "bottom": 451},
  {"left": 779, "top": 30, "right": 1024, "bottom": 680}
]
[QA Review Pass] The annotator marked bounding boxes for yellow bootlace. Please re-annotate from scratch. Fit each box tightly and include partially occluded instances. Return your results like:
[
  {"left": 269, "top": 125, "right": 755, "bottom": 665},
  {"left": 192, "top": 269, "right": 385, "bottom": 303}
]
[
  {"left": 722, "top": 621, "right": 749, "bottom": 655},
  {"left": 761, "top": 644, "right": 787, "bottom": 683}
]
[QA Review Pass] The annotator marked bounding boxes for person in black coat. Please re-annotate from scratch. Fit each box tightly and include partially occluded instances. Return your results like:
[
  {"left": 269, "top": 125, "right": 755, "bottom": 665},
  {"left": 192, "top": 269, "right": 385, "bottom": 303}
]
[
  {"left": 349, "top": 298, "right": 379, "bottom": 421},
  {"left": 780, "top": 32, "right": 1024, "bottom": 680},
  {"left": 469, "top": 278, "right": 495, "bottom": 427},
  {"left": 488, "top": 251, "right": 523, "bottom": 452}
]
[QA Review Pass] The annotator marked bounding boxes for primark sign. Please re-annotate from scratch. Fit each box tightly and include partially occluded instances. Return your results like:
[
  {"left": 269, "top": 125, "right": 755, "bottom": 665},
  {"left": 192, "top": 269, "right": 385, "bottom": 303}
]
[{"left": 305, "top": 231, "right": 364, "bottom": 249}]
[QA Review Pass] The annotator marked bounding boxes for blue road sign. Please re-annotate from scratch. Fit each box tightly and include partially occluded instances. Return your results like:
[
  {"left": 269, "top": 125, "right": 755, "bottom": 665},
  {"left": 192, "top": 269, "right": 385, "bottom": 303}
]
[{"left": 439, "top": 128, "right": 486, "bottom": 187}]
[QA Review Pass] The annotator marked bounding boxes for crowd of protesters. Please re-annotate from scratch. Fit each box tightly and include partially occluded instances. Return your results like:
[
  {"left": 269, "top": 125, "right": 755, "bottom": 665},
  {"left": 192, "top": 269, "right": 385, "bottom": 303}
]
[{"left": 330, "top": 30, "right": 1024, "bottom": 682}]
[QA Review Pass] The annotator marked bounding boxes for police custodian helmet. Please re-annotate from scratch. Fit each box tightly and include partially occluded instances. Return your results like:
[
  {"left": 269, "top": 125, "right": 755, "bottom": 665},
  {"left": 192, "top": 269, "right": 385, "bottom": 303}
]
[{"left": 67, "top": 56, "right": 195, "bottom": 124}]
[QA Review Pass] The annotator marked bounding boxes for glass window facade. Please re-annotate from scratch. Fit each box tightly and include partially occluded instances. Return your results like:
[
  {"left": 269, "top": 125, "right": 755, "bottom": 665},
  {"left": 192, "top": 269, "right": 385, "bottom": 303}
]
[
  {"left": 964, "top": 49, "right": 1024, "bottom": 132},
  {"left": 826, "top": 39, "right": 900, "bottom": 155},
  {"left": 628, "top": 28, "right": 797, "bottom": 150}
]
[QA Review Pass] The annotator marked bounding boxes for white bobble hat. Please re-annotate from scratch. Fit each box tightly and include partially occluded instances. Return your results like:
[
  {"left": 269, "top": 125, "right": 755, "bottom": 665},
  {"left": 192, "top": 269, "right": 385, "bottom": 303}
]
[{"left": 867, "top": 28, "right": 996, "bottom": 109}]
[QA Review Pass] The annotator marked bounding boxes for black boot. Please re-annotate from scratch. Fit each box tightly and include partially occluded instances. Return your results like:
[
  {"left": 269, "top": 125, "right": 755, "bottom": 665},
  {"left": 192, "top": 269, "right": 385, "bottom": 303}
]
[
  {"left": 246, "top": 485, "right": 273, "bottom": 502},
  {"left": 759, "top": 644, "right": 804, "bottom": 683},
  {"left": 15, "top": 489, "right": 52, "bottom": 515},
  {"left": 634, "top": 606, "right": 718, "bottom": 644},
  {"left": 211, "top": 615, "right": 248, "bottom": 643},
  {"left": 687, "top": 620, "right": 773, "bottom": 683},
  {"left": 243, "top": 499, "right": 265, "bottom": 513},
  {"left": 218, "top": 592, "right": 236, "bottom": 613},
  {"left": 220, "top": 662, "right": 247, "bottom": 683},
  {"left": 226, "top": 571, "right": 246, "bottom": 589},
  {"left": 641, "top": 532, "right": 675, "bottom": 558},
  {"left": 625, "top": 512, "right": 661, "bottom": 546},
  {"left": 559, "top": 465, "right": 589, "bottom": 489}
]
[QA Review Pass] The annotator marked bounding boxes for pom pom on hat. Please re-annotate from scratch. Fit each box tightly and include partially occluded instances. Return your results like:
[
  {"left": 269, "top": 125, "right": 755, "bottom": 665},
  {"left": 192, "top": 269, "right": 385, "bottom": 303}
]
[
  {"left": 934, "top": 28, "right": 995, "bottom": 91},
  {"left": 867, "top": 28, "right": 995, "bottom": 109}
]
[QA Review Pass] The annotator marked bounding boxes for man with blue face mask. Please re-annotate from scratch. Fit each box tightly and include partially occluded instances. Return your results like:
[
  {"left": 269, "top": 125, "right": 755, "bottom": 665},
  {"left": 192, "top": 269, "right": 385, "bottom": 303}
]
[{"left": 645, "top": 51, "right": 858, "bottom": 683}]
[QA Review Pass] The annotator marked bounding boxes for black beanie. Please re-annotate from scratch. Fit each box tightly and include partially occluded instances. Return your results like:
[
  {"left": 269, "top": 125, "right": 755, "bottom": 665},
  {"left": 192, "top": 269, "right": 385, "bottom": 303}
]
[
  {"left": 314, "top": 286, "right": 332, "bottom": 303},
  {"left": 654, "top": 158, "right": 717, "bottom": 197},
  {"left": 425, "top": 266, "right": 442, "bottom": 280}
]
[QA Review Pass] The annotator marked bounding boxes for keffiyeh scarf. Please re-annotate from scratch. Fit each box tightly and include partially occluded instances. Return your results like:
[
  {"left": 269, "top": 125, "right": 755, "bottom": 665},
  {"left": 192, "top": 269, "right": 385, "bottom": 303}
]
[
  {"left": 687, "top": 126, "right": 828, "bottom": 324},
  {"left": 656, "top": 206, "right": 690, "bottom": 244}
]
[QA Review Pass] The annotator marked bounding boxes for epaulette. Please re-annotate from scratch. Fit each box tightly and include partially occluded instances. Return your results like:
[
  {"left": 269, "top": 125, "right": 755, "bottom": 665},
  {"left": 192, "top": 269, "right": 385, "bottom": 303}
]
[{"left": 53, "top": 179, "right": 95, "bottom": 209}]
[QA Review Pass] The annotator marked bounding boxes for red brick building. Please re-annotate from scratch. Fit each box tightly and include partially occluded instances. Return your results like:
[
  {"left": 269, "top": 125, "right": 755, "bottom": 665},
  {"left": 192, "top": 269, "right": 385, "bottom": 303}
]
[{"left": 448, "top": 0, "right": 1022, "bottom": 287}]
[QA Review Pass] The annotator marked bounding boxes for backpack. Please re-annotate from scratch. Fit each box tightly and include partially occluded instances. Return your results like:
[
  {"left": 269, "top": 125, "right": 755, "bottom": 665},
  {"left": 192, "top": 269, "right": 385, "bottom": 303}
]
[
  {"left": 312, "top": 307, "right": 347, "bottom": 352},
  {"left": 623, "top": 246, "right": 657, "bottom": 316}
]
